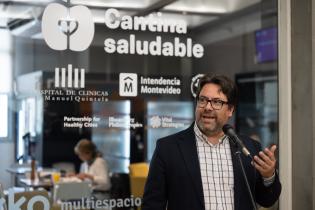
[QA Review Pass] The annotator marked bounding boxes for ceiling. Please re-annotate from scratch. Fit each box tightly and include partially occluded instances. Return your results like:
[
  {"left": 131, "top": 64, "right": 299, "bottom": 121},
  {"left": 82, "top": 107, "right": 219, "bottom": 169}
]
[{"left": 0, "top": 0, "right": 261, "bottom": 36}]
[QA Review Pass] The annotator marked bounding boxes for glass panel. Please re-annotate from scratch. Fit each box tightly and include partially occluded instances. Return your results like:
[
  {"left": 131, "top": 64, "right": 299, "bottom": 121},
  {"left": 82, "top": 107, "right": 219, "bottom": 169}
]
[
  {"left": 0, "top": 95, "right": 8, "bottom": 138},
  {"left": 1, "top": 0, "right": 279, "bottom": 209},
  {"left": 92, "top": 100, "right": 131, "bottom": 173},
  {"left": 146, "top": 101, "right": 194, "bottom": 161},
  {"left": 236, "top": 72, "right": 278, "bottom": 148}
]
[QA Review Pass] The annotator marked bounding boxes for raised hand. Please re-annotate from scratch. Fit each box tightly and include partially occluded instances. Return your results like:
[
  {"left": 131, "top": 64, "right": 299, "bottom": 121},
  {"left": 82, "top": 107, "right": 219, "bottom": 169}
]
[{"left": 252, "top": 145, "right": 277, "bottom": 178}]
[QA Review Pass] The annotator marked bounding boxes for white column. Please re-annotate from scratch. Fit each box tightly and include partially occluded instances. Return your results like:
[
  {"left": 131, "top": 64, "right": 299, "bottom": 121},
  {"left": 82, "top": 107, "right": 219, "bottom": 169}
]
[{"left": 278, "top": 0, "right": 292, "bottom": 209}]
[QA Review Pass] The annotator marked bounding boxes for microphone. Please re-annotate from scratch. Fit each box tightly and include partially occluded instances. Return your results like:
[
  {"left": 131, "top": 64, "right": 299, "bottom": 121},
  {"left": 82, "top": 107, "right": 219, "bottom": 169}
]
[{"left": 222, "top": 124, "right": 252, "bottom": 158}]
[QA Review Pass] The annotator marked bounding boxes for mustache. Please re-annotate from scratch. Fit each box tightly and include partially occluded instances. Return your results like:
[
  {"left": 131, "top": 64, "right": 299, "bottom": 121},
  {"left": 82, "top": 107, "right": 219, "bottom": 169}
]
[{"left": 202, "top": 111, "right": 217, "bottom": 117}]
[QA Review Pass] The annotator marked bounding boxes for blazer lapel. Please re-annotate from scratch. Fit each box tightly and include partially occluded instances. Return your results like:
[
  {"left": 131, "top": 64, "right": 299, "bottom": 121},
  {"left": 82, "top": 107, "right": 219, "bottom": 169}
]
[
  {"left": 230, "top": 142, "right": 242, "bottom": 210},
  {"left": 177, "top": 125, "right": 205, "bottom": 209}
]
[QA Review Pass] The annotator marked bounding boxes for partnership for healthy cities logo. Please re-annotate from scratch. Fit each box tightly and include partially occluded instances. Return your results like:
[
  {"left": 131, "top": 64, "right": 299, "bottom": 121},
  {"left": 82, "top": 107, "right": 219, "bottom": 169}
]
[{"left": 42, "top": 0, "right": 94, "bottom": 51}]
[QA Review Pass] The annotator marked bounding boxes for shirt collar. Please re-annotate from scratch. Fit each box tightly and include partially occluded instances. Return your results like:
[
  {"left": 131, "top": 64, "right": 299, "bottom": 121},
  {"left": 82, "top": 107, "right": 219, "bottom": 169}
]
[{"left": 194, "top": 122, "right": 227, "bottom": 146}]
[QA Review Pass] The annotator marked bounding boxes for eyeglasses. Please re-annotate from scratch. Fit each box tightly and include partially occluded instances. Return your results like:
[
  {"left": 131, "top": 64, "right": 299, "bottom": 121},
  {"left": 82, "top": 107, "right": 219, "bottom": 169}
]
[{"left": 197, "top": 96, "right": 229, "bottom": 110}]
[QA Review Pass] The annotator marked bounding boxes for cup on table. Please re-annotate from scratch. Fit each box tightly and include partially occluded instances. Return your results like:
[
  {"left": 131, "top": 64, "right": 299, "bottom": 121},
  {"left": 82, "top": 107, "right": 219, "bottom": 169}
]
[{"left": 51, "top": 172, "right": 61, "bottom": 184}]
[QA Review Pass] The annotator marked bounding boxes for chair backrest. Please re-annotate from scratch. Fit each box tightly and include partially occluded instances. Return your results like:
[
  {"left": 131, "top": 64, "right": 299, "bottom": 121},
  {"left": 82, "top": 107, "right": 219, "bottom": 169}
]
[
  {"left": 129, "top": 177, "right": 148, "bottom": 198},
  {"left": 128, "top": 163, "right": 149, "bottom": 198},
  {"left": 53, "top": 182, "right": 92, "bottom": 202},
  {"left": 129, "top": 163, "right": 149, "bottom": 177}
]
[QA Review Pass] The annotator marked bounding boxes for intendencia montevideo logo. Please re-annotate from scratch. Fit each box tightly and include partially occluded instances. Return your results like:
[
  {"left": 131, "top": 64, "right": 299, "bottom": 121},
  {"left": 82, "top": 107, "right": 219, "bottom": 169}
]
[{"left": 41, "top": 1, "right": 204, "bottom": 57}]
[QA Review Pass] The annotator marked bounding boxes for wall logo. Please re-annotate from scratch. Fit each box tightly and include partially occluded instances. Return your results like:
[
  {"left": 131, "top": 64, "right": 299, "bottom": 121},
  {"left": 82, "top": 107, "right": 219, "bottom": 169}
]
[
  {"left": 119, "top": 73, "right": 182, "bottom": 97},
  {"left": 149, "top": 115, "right": 186, "bottom": 129},
  {"left": 55, "top": 64, "right": 85, "bottom": 88},
  {"left": 108, "top": 116, "right": 143, "bottom": 129},
  {"left": 150, "top": 116, "right": 162, "bottom": 128},
  {"left": 0, "top": 189, "right": 50, "bottom": 210},
  {"left": 119, "top": 73, "right": 138, "bottom": 97},
  {"left": 191, "top": 74, "right": 205, "bottom": 98},
  {"left": 42, "top": 0, "right": 94, "bottom": 51},
  {"left": 41, "top": 64, "right": 109, "bottom": 103}
]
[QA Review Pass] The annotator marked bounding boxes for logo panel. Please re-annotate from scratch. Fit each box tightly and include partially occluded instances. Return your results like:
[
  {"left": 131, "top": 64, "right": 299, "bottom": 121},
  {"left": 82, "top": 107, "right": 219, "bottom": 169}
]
[
  {"left": 42, "top": 2, "right": 94, "bottom": 51},
  {"left": 55, "top": 64, "right": 85, "bottom": 88},
  {"left": 119, "top": 73, "right": 138, "bottom": 97},
  {"left": 191, "top": 74, "right": 204, "bottom": 98}
]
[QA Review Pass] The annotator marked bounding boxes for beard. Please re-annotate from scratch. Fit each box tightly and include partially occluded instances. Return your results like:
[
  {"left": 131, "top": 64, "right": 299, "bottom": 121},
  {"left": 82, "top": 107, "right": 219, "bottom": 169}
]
[{"left": 196, "top": 112, "right": 224, "bottom": 136}]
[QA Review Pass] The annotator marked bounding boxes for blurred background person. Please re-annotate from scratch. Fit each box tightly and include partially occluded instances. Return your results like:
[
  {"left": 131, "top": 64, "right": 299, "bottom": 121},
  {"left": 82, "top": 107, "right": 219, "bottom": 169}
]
[{"left": 74, "top": 139, "right": 111, "bottom": 192}]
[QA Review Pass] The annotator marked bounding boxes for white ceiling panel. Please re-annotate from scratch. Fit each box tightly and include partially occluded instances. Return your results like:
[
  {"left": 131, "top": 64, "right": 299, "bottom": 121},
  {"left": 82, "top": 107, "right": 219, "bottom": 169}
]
[
  {"left": 163, "top": 0, "right": 261, "bottom": 14},
  {"left": 91, "top": 9, "right": 134, "bottom": 24},
  {"left": 4, "top": 0, "right": 54, "bottom": 5},
  {"left": 72, "top": 0, "right": 160, "bottom": 9},
  {"left": 0, "top": 0, "right": 263, "bottom": 35},
  {"left": 146, "top": 12, "right": 218, "bottom": 29}
]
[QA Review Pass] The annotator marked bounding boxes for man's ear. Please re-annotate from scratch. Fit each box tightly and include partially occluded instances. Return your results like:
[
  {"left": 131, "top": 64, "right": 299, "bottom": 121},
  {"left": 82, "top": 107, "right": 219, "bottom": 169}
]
[{"left": 228, "top": 105, "right": 235, "bottom": 117}]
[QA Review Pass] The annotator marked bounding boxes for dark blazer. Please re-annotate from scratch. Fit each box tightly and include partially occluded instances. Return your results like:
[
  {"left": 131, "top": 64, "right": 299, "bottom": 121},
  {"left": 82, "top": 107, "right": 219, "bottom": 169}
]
[{"left": 142, "top": 124, "right": 281, "bottom": 210}]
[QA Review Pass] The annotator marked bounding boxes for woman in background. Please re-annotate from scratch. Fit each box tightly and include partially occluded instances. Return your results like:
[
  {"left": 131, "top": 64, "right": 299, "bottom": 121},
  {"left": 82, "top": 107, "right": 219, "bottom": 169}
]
[{"left": 74, "top": 139, "right": 111, "bottom": 192}]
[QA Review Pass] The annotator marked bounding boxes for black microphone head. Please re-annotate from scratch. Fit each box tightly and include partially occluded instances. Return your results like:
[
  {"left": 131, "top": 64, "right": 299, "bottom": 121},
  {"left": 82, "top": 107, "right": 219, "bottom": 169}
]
[
  {"left": 222, "top": 124, "right": 234, "bottom": 135},
  {"left": 222, "top": 124, "right": 238, "bottom": 147}
]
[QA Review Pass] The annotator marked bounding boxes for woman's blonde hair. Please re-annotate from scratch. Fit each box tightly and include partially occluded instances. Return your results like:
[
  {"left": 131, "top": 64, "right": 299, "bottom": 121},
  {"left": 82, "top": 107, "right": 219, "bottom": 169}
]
[{"left": 74, "top": 139, "right": 97, "bottom": 158}]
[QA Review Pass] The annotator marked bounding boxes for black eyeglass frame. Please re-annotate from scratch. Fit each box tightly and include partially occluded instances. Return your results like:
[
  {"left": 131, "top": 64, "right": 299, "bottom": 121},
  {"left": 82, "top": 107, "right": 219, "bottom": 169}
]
[{"left": 196, "top": 96, "right": 229, "bottom": 110}]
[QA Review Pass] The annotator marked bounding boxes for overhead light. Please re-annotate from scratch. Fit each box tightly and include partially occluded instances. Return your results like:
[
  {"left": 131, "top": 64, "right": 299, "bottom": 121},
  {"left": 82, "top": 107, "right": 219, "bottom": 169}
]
[
  {"left": 71, "top": 0, "right": 153, "bottom": 9},
  {"left": 163, "top": 1, "right": 228, "bottom": 14},
  {"left": 163, "top": 0, "right": 261, "bottom": 14},
  {"left": 9, "top": 19, "right": 41, "bottom": 37},
  {"left": 9, "top": 0, "right": 53, "bottom": 3}
]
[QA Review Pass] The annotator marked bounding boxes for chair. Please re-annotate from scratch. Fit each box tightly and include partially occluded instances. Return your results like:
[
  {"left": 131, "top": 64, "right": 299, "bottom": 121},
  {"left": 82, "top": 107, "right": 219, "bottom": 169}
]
[
  {"left": 129, "top": 163, "right": 149, "bottom": 177},
  {"left": 53, "top": 182, "right": 92, "bottom": 203},
  {"left": 128, "top": 163, "right": 149, "bottom": 198}
]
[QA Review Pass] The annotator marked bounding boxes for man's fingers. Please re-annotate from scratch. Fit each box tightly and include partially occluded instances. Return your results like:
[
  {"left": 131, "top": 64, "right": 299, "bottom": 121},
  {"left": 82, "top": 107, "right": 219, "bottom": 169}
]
[
  {"left": 254, "top": 145, "right": 277, "bottom": 178},
  {"left": 264, "top": 145, "right": 277, "bottom": 161},
  {"left": 253, "top": 162, "right": 264, "bottom": 171},
  {"left": 270, "top": 145, "right": 277, "bottom": 153},
  {"left": 254, "top": 156, "right": 266, "bottom": 168},
  {"left": 258, "top": 151, "right": 273, "bottom": 165},
  {"left": 263, "top": 148, "right": 273, "bottom": 157}
]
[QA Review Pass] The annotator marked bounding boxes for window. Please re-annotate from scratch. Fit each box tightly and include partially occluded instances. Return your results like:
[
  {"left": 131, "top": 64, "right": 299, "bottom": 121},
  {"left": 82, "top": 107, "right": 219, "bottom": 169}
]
[{"left": 0, "top": 94, "right": 8, "bottom": 137}]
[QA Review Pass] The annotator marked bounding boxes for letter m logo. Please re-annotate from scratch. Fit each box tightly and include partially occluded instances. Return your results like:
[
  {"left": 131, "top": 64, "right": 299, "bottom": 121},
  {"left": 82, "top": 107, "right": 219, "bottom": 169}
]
[
  {"left": 124, "top": 82, "right": 133, "bottom": 92},
  {"left": 119, "top": 73, "right": 138, "bottom": 97}
]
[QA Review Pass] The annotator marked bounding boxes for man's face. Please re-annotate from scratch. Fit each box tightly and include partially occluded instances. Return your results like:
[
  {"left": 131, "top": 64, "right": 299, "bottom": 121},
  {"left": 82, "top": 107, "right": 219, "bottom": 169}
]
[{"left": 195, "top": 83, "right": 234, "bottom": 137}]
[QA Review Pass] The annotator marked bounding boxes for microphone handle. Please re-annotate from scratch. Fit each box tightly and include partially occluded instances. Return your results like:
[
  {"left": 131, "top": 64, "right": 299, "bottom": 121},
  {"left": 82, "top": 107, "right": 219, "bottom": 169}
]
[{"left": 231, "top": 135, "right": 253, "bottom": 159}]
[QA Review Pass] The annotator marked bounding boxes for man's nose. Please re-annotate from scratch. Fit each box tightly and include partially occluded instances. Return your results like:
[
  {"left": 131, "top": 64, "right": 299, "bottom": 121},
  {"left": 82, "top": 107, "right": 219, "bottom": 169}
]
[{"left": 205, "top": 101, "right": 214, "bottom": 110}]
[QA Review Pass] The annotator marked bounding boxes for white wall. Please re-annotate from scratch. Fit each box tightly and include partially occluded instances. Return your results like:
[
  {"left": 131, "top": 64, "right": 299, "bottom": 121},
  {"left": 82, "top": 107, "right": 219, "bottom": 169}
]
[
  {"left": 0, "top": 29, "right": 15, "bottom": 189},
  {"left": 0, "top": 29, "right": 12, "bottom": 92},
  {"left": 0, "top": 142, "right": 15, "bottom": 188}
]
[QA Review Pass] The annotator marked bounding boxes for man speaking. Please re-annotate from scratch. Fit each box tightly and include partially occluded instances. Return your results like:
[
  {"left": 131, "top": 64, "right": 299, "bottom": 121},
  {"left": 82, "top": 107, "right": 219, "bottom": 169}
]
[{"left": 142, "top": 75, "right": 281, "bottom": 210}]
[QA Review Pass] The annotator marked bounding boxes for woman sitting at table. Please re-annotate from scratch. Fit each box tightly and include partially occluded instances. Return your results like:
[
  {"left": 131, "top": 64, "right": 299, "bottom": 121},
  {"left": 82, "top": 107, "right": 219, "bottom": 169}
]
[{"left": 73, "top": 139, "right": 111, "bottom": 191}]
